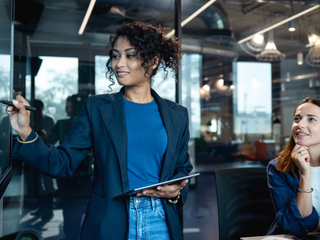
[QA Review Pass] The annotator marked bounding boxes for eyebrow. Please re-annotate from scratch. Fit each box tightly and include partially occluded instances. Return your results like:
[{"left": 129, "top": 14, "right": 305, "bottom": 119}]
[
  {"left": 112, "top": 48, "right": 136, "bottom": 53},
  {"left": 294, "top": 114, "right": 319, "bottom": 118}
]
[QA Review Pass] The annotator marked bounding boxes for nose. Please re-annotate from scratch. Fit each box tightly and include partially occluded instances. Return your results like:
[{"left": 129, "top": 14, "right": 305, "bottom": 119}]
[
  {"left": 116, "top": 55, "right": 126, "bottom": 69},
  {"left": 298, "top": 118, "right": 307, "bottom": 128}
]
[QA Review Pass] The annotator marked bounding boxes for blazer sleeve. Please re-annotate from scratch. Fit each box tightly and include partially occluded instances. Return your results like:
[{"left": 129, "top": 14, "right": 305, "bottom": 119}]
[
  {"left": 12, "top": 98, "right": 93, "bottom": 178},
  {"left": 267, "top": 160, "right": 319, "bottom": 235},
  {"left": 169, "top": 107, "right": 193, "bottom": 212}
]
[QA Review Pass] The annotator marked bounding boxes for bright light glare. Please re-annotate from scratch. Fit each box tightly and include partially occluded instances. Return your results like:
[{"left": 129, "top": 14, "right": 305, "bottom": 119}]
[
  {"left": 253, "top": 34, "right": 264, "bottom": 44},
  {"left": 78, "top": 0, "right": 96, "bottom": 35},
  {"left": 203, "top": 84, "right": 210, "bottom": 91}
]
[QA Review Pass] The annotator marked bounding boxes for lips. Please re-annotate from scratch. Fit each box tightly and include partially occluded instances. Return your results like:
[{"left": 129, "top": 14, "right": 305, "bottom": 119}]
[
  {"left": 117, "top": 71, "right": 129, "bottom": 77},
  {"left": 296, "top": 132, "right": 309, "bottom": 136}
]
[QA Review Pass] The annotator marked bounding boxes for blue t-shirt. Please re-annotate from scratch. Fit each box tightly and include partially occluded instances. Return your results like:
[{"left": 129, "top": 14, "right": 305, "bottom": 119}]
[{"left": 123, "top": 97, "right": 168, "bottom": 190}]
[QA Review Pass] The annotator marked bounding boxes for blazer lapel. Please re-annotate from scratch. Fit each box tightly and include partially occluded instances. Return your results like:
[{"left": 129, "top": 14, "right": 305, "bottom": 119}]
[
  {"left": 99, "top": 90, "right": 129, "bottom": 192},
  {"left": 152, "top": 89, "right": 184, "bottom": 182}
]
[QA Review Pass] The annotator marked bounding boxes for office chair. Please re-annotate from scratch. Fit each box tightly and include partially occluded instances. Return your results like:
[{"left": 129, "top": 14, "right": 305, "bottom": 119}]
[
  {"left": 213, "top": 167, "right": 275, "bottom": 240},
  {"left": 238, "top": 140, "right": 268, "bottom": 162}
]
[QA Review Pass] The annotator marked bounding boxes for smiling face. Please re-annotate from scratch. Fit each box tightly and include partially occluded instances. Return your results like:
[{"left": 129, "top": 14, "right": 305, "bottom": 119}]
[
  {"left": 291, "top": 102, "right": 320, "bottom": 148},
  {"left": 111, "top": 36, "right": 151, "bottom": 88}
]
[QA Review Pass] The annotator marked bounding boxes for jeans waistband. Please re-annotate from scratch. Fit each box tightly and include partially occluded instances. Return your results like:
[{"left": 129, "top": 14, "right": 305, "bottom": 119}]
[{"left": 129, "top": 196, "right": 161, "bottom": 211}]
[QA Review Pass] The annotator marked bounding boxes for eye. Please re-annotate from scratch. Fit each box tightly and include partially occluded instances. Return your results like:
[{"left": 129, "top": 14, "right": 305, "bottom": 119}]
[
  {"left": 293, "top": 117, "right": 300, "bottom": 123},
  {"left": 309, "top": 117, "right": 316, "bottom": 122},
  {"left": 111, "top": 54, "right": 119, "bottom": 59},
  {"left": 127, "top": 54, "right": 137, "bottom": 59}
]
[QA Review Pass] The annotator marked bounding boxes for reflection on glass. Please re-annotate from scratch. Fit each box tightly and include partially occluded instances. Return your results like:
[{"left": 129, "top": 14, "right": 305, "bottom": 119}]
[
  {"left": 233, "top": 62, "right": 272, "bottom": 136},
  {"left": 181, "top": 54, "right": 201, "bottom": 138},
  {"left": 95, "top": 56, "right": 121, "bottom": 94},
  {"left": 0, "top": 54, "right": 10, "bottom": 177},
  {"left": 35, "top": 57, "right": 78, "bottom": 120}
]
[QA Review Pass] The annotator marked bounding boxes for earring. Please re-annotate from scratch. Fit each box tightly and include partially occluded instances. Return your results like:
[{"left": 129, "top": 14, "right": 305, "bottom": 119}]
[{"left": 152, "top": 65, "right": 156, "bottom": 69}]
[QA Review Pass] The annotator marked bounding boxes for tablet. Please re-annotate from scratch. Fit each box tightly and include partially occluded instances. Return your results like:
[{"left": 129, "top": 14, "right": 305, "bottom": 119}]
[{"left": 114, "top": 173, "right": 200, "bottom": 198}]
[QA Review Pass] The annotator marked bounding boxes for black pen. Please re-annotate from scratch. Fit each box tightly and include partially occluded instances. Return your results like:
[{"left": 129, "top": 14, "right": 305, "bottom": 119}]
[{"left": 1, "top": 100, "right": 37, "bottom": 112}]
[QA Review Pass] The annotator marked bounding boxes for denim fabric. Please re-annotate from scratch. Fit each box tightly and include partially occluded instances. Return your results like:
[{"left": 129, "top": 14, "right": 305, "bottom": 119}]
[{"left": 128, "top": 196, "right": 171, "bottom": 240}]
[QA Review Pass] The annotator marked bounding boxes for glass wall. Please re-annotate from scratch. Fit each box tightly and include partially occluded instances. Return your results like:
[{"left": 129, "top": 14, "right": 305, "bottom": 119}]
[
  {"left": 0, "top": 0, "right": 13, "bottom": 235},
  {"left": 181, "top": 0, "right": 320, "bottom": 171},
  {"left": 1, "top": 0, "right": 320, "bottom": 239}
]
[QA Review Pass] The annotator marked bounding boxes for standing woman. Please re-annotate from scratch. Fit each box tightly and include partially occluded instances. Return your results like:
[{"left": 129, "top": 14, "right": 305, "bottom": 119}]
[
  {"left": 267, "top": 97, "right": 320, "bottom": 236},
  {"left": 8, "top": 20, "right": 192, "bottom": 240}
]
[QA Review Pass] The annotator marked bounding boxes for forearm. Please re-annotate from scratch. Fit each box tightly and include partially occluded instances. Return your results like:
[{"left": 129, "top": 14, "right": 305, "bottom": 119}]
[
  {"left": 18, "top": 126, "right": 32, "bottom": 141},
  {"left": 297, "top": 174, "right": 313, "bottom": 218}
]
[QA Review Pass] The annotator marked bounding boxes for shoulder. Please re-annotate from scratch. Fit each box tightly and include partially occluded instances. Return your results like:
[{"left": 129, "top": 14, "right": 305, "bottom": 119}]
[
  {"left": 88, "top": 92, "right": 119, "bottom": 103},
  {"left": 84, "top": 92, "right": 121, "bottom": 109},
  {"left": 161, "top": 98, "right": 188, "bottom": 115},
  {"left": 267, "top": 158, "right": 278, "bottom": 171},
  {"left": 267, "top": 158, "right": 285, "bottom": 178},
  {"left": 267, "top": 158, "right": 297, "bottom": 184}
]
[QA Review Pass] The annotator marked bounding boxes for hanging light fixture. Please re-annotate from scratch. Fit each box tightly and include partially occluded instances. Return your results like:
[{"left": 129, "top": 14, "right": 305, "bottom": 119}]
[
  {"left": 306, "top": 39, "right": 320, "bottom": 67},
  {"left": 297, "top": 52, "right": 303, "bottom": 65},
  {"left": 288, "top": 19, "right": 296, "bottom": 32},
  {"left": 256, "top": 31, "right": 285, "bottom": 61},
  {"left": 240, "top": 33, "right": 265, "bottom": 57},
  {"left": 246, "top": 34, "right": 265, "bottom": 52}
]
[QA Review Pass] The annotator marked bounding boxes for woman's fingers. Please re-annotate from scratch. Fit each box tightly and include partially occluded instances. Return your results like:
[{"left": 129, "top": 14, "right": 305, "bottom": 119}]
[
  {"left": 136, "top": 179, "right": 188, "bottom": 198},
  {"left": 291, "top": 145, "right": 311, "bottom": 174},
  {"left": 12, "top": 95, "right": 30, "bottom": 114}
]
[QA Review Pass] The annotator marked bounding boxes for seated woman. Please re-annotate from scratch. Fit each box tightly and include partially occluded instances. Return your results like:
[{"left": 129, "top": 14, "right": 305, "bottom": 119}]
[{"left": 267, "top": 97, "right": 320, "bottom": 236}]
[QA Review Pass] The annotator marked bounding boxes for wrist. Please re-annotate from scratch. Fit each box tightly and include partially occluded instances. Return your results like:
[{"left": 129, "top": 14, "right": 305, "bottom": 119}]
[
  {"left": 19, "top": 127, "right": 32, "bottom": 141},
  {"left": 168, "top": 191, "right": 180, "bottom": 204}
]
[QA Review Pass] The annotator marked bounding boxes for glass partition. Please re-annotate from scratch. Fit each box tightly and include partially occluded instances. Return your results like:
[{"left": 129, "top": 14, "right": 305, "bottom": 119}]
[
  {"left": 0, "top": 0, "right": 13, "bottom": 199},
  {"left": 2, "top": 0, "right": 320, "bottom": 239}
]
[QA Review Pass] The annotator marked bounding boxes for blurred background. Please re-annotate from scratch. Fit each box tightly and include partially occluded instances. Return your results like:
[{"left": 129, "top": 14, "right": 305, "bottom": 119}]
[{"left": 1, "top": 0, "right": 320, "bottom": 239}]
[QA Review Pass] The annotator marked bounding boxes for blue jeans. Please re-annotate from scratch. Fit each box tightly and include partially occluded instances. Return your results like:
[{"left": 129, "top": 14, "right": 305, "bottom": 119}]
[{"left": 128, "top": 196, "right": 171, "bottom": 240}]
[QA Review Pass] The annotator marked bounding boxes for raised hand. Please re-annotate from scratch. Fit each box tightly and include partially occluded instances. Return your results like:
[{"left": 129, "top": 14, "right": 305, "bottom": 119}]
[{"left": 7, "top": 95, "right": 32, "bottom": 140}]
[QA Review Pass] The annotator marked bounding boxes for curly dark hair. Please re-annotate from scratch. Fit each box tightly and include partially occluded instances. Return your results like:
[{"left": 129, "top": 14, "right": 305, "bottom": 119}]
[{"left": 105, "top": 20, "right": 183, "bottom": 90}]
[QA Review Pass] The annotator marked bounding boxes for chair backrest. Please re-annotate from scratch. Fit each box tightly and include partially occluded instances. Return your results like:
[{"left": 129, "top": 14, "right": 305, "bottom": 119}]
[
  {"left": 254, "top": 141, "right": 268, "bottom": 160},
  {"left": 214, "top": 167, "right": 275, "bottom": 240}
]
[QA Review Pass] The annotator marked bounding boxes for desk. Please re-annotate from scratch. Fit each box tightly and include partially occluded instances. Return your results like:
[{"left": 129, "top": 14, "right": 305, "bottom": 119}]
[
  {"left": 241, "top": 233, "right": 320, "bottom": 240},
  {"left": 241, "top": 235, "right": 294, "bottom": 240}
]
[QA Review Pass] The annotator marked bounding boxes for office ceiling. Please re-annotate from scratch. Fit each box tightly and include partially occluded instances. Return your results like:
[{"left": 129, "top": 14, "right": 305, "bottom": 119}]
[
  {"left": 16, "top": 0, "right": 320, "bottom": 50},
  {"left": 13, "top": 0, "right": 320, "bottom": 105}
]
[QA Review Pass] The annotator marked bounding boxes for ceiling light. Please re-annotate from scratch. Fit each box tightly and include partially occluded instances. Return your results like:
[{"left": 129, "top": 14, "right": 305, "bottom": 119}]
[
  {"left": 297, "top": 52, "right": 303, "bottom": 65},
  {"left": 167, "top": 0, "right": 217, "bottom": 37},
  {"left": 256, "top": 31, "right": 285, "bottom": 61},
  {"left": 216, "top": 79, "right": 229, "bottom": 91},
  {"left": 203, "top": 84, "right": 210, "bottom": 91},
  {"left": 78, "top": 0, "right": 96, "bottom": 35},
  {"left": 286, "top": 72, "right": 290, "bottom": 82},
  {"left": 288, "top": 19, "right": 296, "bottom": 32},
  {"left": 252, "top": 34, "right": 264, "bottom": 44},
  {"left": 309, "top": 34, "right": 318, "bottom": 43},
  {"left": 306, "top": 40, "right": 320, "bottom": 67},
  {"left": 240, "top": 34, "right": 265, "bottom": 57},
  {"left": 238, "top": 4, "right": 320, "bottom": 44}
]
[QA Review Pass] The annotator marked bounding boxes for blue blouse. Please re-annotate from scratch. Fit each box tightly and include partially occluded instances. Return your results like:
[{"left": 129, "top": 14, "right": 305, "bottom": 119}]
[{"left": 123, "top": 97, "right": 168, "bottom": 190}]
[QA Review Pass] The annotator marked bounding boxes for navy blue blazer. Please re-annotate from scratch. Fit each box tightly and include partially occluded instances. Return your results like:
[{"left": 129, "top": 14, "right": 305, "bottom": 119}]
[
  {"left": 13, "top": 88, "right": 193, "bottom": 240},
  {"left": 267, "top": 158, "right": 319, "bottom": 236}
]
